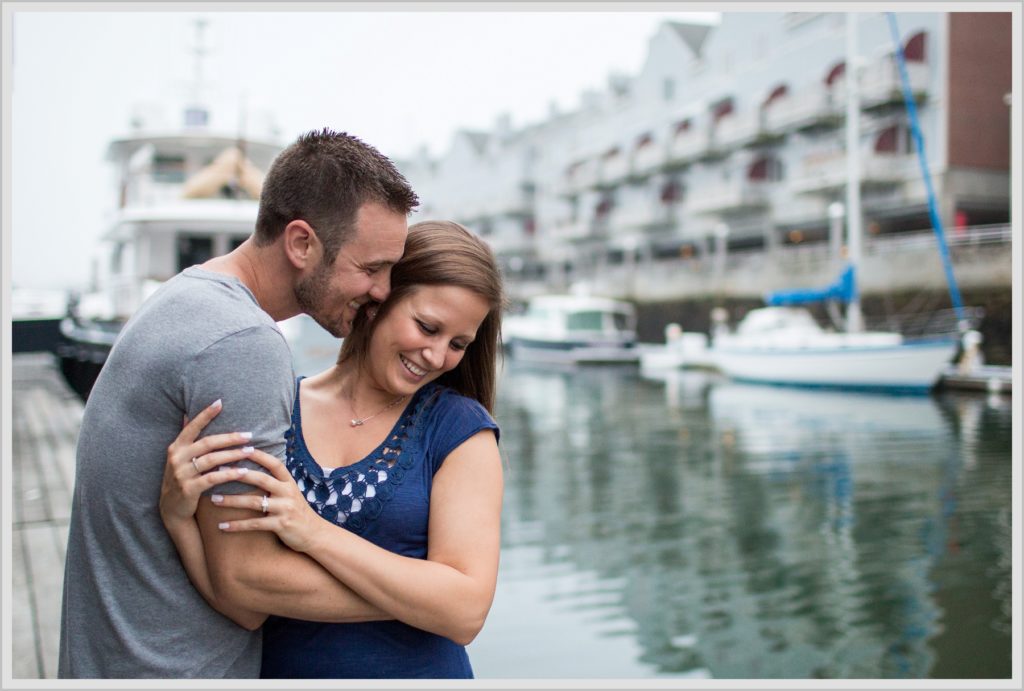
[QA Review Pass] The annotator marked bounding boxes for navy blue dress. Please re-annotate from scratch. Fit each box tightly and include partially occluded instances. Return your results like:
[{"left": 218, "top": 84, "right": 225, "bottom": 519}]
[{"left": 260, "top": 378, "right": 499, "bottom": 679}]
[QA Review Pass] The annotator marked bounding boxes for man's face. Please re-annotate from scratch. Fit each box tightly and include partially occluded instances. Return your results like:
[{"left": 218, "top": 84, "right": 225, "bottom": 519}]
[{"left": 296, "top": 201, "right": 408, "bottom": 338}]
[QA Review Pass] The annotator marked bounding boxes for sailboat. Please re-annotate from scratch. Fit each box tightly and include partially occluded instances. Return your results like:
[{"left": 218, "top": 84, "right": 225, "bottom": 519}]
[{"left": 709, "top": 13, "right": 964, "bottom": 394}]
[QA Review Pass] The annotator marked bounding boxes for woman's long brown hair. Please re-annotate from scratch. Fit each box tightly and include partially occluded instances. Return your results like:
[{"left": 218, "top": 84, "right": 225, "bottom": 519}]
[{"left": 337, "top": 220, "right": 506, "bottom": 412}]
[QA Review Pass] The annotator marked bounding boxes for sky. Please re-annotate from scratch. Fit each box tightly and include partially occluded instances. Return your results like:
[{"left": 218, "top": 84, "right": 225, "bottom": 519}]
[{"left": 8, "top": 6, "right": 719, "bottom": 293}]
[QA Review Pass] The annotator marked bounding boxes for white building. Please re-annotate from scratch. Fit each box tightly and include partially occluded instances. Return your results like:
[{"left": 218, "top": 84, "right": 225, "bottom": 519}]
[{"left": 399, "top": 11, "right": 1012, "bottom": 303}]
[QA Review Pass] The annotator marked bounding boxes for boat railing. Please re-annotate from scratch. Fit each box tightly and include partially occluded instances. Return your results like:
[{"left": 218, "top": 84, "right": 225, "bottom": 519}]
[{"left": 864, "top": 305, "right": 984, "bottom": 338}]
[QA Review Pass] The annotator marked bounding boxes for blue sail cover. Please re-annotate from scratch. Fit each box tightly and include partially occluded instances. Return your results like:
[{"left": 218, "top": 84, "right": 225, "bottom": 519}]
[{"left": 765, "top": 264, "right": 856, "bottom": 306}]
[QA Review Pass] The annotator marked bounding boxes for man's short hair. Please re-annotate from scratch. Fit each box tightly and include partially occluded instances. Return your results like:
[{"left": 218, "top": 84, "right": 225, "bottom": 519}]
[{"left": 254, "top": 128, "right": 419, "bottom": 262}]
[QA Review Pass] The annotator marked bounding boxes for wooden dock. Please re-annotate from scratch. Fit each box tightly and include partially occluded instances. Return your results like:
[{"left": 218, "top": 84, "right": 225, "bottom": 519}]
[{"left": 10, "top": 353, "right": 83, "bottom": 679}]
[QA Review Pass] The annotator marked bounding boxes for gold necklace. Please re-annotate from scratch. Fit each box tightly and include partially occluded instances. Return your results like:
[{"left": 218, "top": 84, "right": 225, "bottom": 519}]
[{"left": 348, "top": 392, "right": 406, "bottom": 427}]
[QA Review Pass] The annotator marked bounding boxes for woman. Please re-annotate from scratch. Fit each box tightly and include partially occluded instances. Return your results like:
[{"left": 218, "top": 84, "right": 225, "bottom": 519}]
[{"left": 159, "top": 220, "right": 505, "bottom": 678}]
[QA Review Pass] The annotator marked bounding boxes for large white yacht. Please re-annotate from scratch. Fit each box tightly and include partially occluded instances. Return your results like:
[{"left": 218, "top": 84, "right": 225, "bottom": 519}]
[{"left": 58, "top": 22, "right": 284, "bottom": 400}]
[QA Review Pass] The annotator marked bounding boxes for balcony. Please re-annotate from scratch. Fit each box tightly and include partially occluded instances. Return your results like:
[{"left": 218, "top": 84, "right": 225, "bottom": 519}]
[
  {"left": 611, "top": 200, "right": 675, "bottom": 231},
  {"left": 764, "top": 83, "right": 844, "bottom": 133},
  {"left": 861, "top": 57, "right": 929, "bottom": 110},
  {"left": 488, "top": 185, "right": 534, "bottom": 218},
  {"left": 789, "top": 149, "right": 917, "bottom": 194},
  {"left": 715, "top": 110, "right": 762, "bottom": 149},
  {"left": 597, "top": 154, "right": 629, "bottom": 188},
  {"left": 666, "top": 128, "right": 709, "bottom": 167},
  {"left": 630, "top": 144, "right": 665, "bottom": 180},
  {"left": 687, "top": 179, "right": 772, "bottom": 214},
  {"left": 561, "top": 159, "right": 600, "bottom": 195},
  {"left": 549, "top": 219, "right": 593, "bottom": 242},
  {"left": 486, "top": 228, "right": 536, "bottom": 256}
]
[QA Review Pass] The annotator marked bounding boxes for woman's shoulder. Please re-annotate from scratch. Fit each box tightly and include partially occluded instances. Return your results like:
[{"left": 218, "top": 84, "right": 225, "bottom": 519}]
[
  {"left": 414, "top": 383, "right": 498, "bottom": 455},
  {"left": 419, "top": 383, "right": 491, "bottom": 420}
]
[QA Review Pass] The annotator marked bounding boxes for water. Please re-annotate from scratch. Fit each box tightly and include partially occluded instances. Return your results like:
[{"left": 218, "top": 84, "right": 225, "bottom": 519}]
[{"left": 286, "top": 319, "right": 1013, "bottom": 679}]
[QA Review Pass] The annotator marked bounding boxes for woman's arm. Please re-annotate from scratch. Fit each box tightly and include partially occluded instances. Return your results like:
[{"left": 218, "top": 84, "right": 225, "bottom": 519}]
[
  {"left": 159, "top": 400, "right": 266, "bottom": 629},
  {"left": 217, "top": 430, "right": 504, "bottom": 645},
  {"left": 161, "top": 400, "right": 393, "bottom": 625}
]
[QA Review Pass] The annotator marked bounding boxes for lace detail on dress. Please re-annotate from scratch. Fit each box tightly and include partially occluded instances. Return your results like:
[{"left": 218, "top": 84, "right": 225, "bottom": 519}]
[{"left": 284, "top": 384, "right": 436, "bottom": 534}]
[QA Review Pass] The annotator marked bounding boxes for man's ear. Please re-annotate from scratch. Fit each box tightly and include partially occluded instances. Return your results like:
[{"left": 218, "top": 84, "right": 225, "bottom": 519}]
[{"left": 282, "top": 220, "right": 321, "bottom": 270}]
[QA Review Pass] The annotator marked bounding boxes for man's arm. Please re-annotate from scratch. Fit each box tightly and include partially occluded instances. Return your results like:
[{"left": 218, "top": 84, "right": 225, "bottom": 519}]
[{"left": 196, "top": 497, "right": 391, "bottom": 622}]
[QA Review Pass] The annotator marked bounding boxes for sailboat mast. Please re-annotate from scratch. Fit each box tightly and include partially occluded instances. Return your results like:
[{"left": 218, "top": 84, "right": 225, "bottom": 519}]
[{"left": 845, "top": 12, "right": 864, "bottom": 333}]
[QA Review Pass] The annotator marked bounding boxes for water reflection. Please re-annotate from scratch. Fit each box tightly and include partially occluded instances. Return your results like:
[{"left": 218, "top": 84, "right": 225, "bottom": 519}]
[{"left": 473, "top": 362, "right": 1012, "bottom": 679}]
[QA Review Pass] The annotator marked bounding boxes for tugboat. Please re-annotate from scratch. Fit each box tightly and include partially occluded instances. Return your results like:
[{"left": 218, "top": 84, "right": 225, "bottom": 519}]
[{"left": 57, "top": 19, "right": 284, "bottom": 401}]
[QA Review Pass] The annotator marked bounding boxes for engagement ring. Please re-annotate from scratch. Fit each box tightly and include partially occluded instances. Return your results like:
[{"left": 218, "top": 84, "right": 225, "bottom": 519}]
[{"left": 260, "top": 495, "right": 269, "bottom": 514}]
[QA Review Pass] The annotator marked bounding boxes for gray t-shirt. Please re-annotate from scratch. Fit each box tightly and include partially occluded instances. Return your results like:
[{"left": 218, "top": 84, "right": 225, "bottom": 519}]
[{"left": 58, "top": 267, "right": 294, "bottom": 678}]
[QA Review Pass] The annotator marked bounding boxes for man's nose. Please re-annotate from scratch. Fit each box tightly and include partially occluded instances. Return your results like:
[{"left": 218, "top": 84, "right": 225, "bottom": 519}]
[{"left": 368, "top": 275, "right": 390, "bottom": 302}]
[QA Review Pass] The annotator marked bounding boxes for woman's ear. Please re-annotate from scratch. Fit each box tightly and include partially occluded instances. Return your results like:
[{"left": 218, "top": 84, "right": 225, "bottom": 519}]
[{"left": 282, "top": 220, "right": 321, "bottom": 270}]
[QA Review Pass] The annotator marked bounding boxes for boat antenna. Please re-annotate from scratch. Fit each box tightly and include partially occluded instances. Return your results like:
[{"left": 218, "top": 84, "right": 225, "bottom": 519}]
[
  {"left": 844, "top": 12, "right": 864, "bottom": 333},
  {"left": 885, "top": 12, "right": 967, "bottom": 328},
  {"left": 236, "top": 91, "right": 248, "bottom": 198},
  {"left": 191, "top": 18, "right": 208, "bottom": 106},
  {"left": 185, "top": 17, "right": 210, "bottom": 128}
]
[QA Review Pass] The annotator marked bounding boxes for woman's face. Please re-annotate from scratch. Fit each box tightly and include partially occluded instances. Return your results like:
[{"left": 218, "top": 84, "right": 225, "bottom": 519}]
[{"left": 364, "top": 284, "right": 490, "bottom": 396}]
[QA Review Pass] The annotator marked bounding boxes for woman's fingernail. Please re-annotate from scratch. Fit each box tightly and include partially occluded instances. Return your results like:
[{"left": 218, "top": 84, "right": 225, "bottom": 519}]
[
  {"left": 237, "top": 467, "right": 249, "bottom": 475},
  {"left": 218, "top": 522, "right": 230, "bottom": 530},
  {"left": 239, "top": 432, "right": 253, "bottom": 440},
  {"left": 211, "top": 494, "right": 224, "bottom": 503},
  {"left": 241, "top": 446, "right": 254, "bottom": 454},
  {"left": 211, "top": 399, "right": 222, "bottom": 409}
]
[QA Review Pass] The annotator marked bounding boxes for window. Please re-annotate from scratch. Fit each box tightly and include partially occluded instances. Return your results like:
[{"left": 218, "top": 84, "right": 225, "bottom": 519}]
[
  {"left": 663, "top": 78, "right": 675, "bottom": 101},
  {"left": 660, "top": 179, "right": 682, "bottom": 204},
  {"left": 177, "top": 235, "right": 214, "bottom": 272},
  {"left": 748, "top": 156, "right": 783, "bottom": 181},
  {"left": 904, "top": 31, "right": 926, "bottom": 62},
  {"left": 825, "top": 61, "right": 846, "bottom": 86},
  {"left": 153, "top": 155, "right": 185, "bottom": 183},
  {"left": 874, "top": 125, "right": 912, "bottom": 153},
  {"left": 567, "top": 311, "right": 605, "bottom": 332},
  {"left": 763, "top": 84, "right": 789, "bottom": 109},
  {"left": 712, "top": 98, "right": 734, "bottom": 123},
  {"left": 110, "top": 242, "right": 125, "bottom": 273}
]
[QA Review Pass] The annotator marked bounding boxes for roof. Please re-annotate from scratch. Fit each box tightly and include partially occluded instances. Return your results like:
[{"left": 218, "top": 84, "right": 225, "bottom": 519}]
[
  {"left": 528, "top": 294, "right": 636, "bottom": 315},
  {"left": 666, "top": 21, "right": 713, "bottom": 58}
]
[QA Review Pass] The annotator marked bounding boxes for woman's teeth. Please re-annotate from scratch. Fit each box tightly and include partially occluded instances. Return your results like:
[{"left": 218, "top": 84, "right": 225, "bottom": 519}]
[{"left": 401, "top": 355, "right": 426, "bottom": 376}]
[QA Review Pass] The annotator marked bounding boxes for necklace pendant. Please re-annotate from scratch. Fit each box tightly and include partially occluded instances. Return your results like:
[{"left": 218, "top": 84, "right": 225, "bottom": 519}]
[{"left": 350, "top": 419, "right": 363, "bottom": 427}]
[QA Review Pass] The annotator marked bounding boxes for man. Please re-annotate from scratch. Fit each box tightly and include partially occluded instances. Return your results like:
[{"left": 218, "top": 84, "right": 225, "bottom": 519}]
[{"left": 58, "top": 129, "right": 418, "bottom": 678}]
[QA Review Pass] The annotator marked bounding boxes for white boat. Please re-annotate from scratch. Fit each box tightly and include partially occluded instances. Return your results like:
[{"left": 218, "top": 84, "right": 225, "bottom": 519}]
[
  {"left": 638, "top": 323, "right": 714, "bottom": 370},
  {"left": 58, "top": 20, "right": 284, "bottom": 400},
  {"left": 706, "top": 18, "right": 965, "bottom": 395},
  {"left": 710, "top": 306, "right": 958, "bottom": 392},
  {"left": 12, "top": 287, "right": 69, "bottom": 354},
  {"left": 503, "top": 294, "right": 640, "bottom": 364}
]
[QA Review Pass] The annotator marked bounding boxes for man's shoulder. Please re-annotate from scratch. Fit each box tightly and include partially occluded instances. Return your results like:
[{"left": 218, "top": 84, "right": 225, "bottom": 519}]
[{"left": 130, "top": 270, "right": 280, "bottom": 339}]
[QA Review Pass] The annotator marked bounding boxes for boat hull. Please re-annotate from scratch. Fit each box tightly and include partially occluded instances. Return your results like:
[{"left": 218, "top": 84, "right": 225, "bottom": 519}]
[
  {"left": 508, "top": 337, "right": 639, "bottom": 365},
  {"left": 12, "top": 318, "right": 64, "bottom": 354},
  {"left": 711, "top": 338, "right": 959, "bottom": 392},
  {"left": 56, "top": 318, "right": 122, "bottom": 402}
]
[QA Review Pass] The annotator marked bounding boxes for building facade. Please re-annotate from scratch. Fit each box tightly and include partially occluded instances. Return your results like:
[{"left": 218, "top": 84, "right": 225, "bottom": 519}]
[{"left": 398, "top": 11, "right": 1012, "bottom": 304}]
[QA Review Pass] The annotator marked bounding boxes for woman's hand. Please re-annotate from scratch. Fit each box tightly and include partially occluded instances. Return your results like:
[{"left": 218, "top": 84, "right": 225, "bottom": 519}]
[
  {"left": 212, "top": 450, "right": 324, "bottom": 555},
  {"left": 159, "top": 398, "right": 257, "bottom": 526}
]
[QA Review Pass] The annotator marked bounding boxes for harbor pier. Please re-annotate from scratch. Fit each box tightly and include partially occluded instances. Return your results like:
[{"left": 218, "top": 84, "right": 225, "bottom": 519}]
[{"left": 9, "top": 353, "right": 81, "bottom": 679}]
